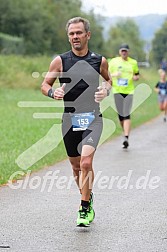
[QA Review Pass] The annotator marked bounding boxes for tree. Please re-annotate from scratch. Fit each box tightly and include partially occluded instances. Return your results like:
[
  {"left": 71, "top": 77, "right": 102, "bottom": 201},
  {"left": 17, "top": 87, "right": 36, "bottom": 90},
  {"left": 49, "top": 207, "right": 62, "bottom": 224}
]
[
  {"left": 0, "top": 0, "right": 55, "bottom": 54},
  {"left": 151, "top": 18, "right": 167, "bottom": 65},
  {"left": 0, "top": 0, "right": 106, "bottom": 55},
  {"left": 0, "top": 0, "right": 84, "bottom": 54},
  {"left": 105, "top": 18, "right": 145, "bottom": 61}
]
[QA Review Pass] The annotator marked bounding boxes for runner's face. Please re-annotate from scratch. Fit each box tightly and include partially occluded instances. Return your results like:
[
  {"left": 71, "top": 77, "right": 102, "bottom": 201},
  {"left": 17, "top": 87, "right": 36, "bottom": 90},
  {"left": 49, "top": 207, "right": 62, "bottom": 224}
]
[
  {"left": 67, "top": 22, "right": 90, "bottom": 51},
  {"left": 160, "top": 71, "right": 166, "bottom": 79},
  {"left": 119, "top": 49, "right": 129, "bottom": 60}
]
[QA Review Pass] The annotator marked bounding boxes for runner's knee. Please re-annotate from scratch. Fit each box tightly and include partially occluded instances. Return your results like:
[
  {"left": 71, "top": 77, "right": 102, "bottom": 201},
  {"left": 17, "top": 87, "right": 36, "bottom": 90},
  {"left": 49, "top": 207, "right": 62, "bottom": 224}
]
[
  {"left": 80, "top": 158, "right": 92, "bottom": 172},
  {"left": 69, "top": 158, "right": 80, "bottom": 172}
]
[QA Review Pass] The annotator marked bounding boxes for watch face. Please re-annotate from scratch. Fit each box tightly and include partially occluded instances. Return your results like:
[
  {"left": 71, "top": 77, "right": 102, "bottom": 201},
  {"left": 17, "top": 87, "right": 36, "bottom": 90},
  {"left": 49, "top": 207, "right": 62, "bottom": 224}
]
[{"left": 106, "top": 89, "right": 110, "bottom": 96}]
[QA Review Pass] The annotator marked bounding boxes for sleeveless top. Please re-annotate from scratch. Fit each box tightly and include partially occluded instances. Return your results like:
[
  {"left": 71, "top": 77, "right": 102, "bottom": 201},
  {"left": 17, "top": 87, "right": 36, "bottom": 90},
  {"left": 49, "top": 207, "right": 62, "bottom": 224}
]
[
  {"left": 155, "top": 81, "right": 167, "bottom": 95},
  {"left": 59, "top": 50, "right": 102, "bottom": 113}
]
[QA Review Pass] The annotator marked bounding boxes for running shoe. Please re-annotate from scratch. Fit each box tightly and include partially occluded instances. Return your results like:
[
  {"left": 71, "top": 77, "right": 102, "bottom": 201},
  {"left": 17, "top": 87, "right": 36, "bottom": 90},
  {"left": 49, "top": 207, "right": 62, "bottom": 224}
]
[
  {"left": 122, "top": 137, "right": 129, "bottom": 149},
  {"left": 87, "top": 192, "right": 95, "bottom": 223},
  {"left": 77, "top": 206, "right": 90, "bottom": 227}
]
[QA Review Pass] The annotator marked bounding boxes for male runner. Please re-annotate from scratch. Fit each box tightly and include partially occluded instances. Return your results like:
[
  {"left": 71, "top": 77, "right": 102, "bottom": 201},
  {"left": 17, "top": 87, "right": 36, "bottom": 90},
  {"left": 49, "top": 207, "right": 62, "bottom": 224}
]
[
  {"left": 109, "top": 44, "right": 139, "bottom": 148},
  {"left": 41, "top": 17, "right": 111, "bottom": 226}
]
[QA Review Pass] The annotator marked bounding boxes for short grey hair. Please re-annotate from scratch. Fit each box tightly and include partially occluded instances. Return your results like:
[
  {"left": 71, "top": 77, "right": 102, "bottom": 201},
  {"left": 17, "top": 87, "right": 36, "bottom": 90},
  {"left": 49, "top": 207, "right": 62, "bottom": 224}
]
[{"left": 65, "top": 17, "right": 90, "bottom": 33}]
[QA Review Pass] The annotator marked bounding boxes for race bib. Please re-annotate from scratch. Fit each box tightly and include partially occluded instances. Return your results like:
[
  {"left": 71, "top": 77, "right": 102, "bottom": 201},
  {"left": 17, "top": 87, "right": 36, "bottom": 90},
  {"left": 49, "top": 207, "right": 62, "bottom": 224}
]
[
  {"left": 160, "top": 89, "right": 166, "bottom": 95},
  {"left": 71, "top": 112, "right": 95, "bottom": 131},
  {"left": 117, "top": 78, "right": 128, "bottom": 87}
]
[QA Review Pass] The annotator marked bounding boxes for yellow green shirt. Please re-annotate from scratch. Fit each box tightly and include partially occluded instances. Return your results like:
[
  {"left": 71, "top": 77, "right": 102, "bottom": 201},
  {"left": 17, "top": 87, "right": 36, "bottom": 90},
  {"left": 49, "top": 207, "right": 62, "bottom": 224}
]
[{"left": 108, "top": 56, "right": 139, "bottom": 94}]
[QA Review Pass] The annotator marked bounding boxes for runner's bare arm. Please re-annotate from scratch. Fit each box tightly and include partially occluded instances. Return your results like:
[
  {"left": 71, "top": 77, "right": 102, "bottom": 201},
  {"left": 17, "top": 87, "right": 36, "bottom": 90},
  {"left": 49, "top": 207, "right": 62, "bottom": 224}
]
[
  {"left": 100, "top": 57, "right": 112, "bottom": 90},
  {"left": 94, "top": 57, "right": 112, "bottom": 102},
  {"left": 41, "top": 56, "right": 63, "bottom": 98}
]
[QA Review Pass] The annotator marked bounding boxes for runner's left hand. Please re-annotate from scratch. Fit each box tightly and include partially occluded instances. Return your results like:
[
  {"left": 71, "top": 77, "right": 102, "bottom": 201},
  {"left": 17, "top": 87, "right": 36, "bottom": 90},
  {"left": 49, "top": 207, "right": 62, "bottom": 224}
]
[{"left": 94, "top": 87, "right": 107, "bottom": 103}]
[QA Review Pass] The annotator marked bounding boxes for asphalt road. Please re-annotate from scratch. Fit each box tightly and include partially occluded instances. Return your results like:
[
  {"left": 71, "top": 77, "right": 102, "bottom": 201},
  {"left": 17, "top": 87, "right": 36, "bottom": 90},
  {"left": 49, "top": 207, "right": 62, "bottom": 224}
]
[{"left": 0, "top": 115, "right": 167, "bottom": 252}]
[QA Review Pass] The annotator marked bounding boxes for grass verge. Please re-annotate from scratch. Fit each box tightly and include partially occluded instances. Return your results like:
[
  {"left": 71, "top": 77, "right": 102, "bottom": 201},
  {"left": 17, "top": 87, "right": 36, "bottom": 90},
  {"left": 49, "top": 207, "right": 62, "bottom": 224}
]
[{"left": 0, "top": 57, "right": 160, "bottom": 185}]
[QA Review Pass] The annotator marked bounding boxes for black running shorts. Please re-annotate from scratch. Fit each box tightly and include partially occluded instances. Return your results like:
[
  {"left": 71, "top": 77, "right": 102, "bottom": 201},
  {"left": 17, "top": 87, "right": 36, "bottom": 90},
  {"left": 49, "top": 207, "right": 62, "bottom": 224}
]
[
  {"left": 62, "top": 113, "right": 103, "bottom": 157},
  {"left": 114, "top": 93, "right": 133, "bottom": 121}
]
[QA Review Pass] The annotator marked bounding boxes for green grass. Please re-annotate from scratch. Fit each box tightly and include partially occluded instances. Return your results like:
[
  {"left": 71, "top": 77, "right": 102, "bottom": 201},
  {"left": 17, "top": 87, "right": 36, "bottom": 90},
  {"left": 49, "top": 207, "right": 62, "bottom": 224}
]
[
  {"left": 0, "top": 54, "right": 51, "bottom": 89},
  {"left": 0, "top": 55, "right": 161, "bottom": 185},
  {"left": 0, "top": 88, "right": 66, "bottom": 184}
]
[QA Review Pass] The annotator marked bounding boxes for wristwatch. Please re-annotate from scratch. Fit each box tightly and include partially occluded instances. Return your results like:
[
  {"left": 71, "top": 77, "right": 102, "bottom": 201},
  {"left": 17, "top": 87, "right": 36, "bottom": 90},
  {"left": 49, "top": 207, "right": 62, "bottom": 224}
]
[
  {"left": 105, "top": 88, "right": 110, "bottom": 96},
  {"left": 48, "top": 88, "right": 54, "bottom": 99}
]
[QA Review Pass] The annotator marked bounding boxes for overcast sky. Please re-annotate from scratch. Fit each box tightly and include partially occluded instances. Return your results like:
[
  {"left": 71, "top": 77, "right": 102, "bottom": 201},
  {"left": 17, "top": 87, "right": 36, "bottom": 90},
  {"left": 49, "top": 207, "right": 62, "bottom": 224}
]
[{"left": 82, "top": 0, "right": 167, "bottom": 17}]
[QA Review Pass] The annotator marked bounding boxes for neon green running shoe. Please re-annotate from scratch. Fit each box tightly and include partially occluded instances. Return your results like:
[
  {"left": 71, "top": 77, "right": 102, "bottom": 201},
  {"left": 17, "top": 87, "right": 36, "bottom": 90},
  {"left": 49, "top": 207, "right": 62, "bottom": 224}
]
[
  {"left": 77, "top": 206, "right": 90, "bottom": 227},
  {"left": 87, "top": 192, "right": 95, "bottom": 223}
]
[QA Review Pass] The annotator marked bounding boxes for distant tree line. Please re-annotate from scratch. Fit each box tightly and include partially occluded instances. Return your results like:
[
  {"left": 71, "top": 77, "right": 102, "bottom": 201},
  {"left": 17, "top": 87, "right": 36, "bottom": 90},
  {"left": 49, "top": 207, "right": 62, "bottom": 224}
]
[
  {"left": 0, "top": 0, "right": 167, "bottom": 64},
  {"left": 151, "top": 18, "right": 167, "bottom": 65},
  {"left": 0, "top": 0, "right": 105, "bottom": 55}
]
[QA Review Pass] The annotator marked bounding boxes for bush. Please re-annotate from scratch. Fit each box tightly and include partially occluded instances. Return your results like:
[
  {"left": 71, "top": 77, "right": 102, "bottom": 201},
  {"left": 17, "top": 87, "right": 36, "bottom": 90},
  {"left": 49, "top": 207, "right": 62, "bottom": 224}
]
[{"left": 0, "top": 32, "right": 25, "bottom": 54}]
